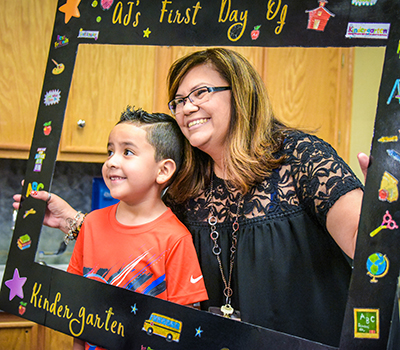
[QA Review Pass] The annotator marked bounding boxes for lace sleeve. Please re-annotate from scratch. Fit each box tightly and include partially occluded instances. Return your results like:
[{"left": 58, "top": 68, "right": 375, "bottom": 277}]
[{"left": 284, "top": 132, "right": 363, "bottom": 226}]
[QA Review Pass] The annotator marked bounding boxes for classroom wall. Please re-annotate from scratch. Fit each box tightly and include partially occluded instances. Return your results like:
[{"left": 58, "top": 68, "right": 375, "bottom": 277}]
[
  {"left": 349, "top": 47, "right": 386, "bottom": 183},
  {"left": 0, "top": 47, "right": 387, "bottom": 266}
]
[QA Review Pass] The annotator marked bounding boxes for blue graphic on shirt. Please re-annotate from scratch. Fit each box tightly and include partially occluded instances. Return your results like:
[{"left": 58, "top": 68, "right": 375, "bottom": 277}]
[{"left": 83, "top": 249, "right": 167, "bottom": 297}]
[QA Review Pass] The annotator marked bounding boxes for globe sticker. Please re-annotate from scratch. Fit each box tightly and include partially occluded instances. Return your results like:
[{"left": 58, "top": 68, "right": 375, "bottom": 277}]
[{"left": 366, "top": 253, "right": 389, "bottom": 283}]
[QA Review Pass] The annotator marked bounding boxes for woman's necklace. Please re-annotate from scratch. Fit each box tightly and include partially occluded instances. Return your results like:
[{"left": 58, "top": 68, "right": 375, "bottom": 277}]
[{"left": 207, "top": 177, "right": 242, "bottom": 319}]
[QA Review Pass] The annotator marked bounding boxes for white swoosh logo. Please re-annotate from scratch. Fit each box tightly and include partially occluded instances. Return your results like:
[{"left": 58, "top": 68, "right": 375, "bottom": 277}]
[{"left": 190, "top": 275, "right": 203, "bottom": 284}]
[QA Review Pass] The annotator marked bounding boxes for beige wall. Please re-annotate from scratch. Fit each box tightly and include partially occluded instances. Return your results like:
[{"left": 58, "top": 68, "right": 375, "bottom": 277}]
[{"left": 349, "top": 47, "right": 386, "bottom": 183}]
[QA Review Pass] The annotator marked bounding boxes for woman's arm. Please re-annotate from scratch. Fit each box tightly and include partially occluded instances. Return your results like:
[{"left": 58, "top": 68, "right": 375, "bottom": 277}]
[
  {"left": 13, "top": 190, "right": 80, "bottom": 235},
  {"left": 326, "top": 188, "right": 363, "bottom": 259},
  {"left": 326, "top": 152, "right": 370, "bottom": 259}
]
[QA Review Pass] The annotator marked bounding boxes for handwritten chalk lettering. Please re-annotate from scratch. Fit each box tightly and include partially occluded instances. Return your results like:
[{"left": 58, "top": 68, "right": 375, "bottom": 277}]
[
  {"left": 112, "top": 1, "right": 141, "bottom": 27},
  {"left": 30, "top": 283, "right": 73, "bottom": 319},
  {"left": 69, "top": 306, "right": 125, "bottom": 338},
  {"left": 159, "top": 0, "right": 202, "bottom": 25},
  {"left": 266, "top": 0, "right": 288, "bottom": 35},
  {"left": 29, "top": 283, "right": 124, "bottom": 339},
  {"left": 218, "top": 0, "right": 248, "bottom": 42}
]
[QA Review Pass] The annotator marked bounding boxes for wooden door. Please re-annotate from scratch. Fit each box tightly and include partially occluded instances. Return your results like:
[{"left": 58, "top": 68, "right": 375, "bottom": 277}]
[
  {"left": 263, "top": 47, "right": 353, "bottom": 160},
  {"left": 58, "top": 44, "right": 158, "bottom": 162},
  {"left": 0, "top": 0, "right": 57, "bottom": 159},
  {"left": 153, "top": 46, "right": 353, "bottom": 161}
]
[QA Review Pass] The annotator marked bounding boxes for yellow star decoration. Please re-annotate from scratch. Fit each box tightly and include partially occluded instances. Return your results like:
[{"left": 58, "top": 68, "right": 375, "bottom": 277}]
[
  {"left": 143, "top": 28, "right": 151, "bottom": 38},
  {"left": 59, "top": 0, "right": 81, "bottom": 24}
]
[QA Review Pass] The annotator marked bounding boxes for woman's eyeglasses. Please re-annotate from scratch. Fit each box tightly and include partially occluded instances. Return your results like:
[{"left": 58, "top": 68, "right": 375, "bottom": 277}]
[{"left": 168, "top": 86, "right": 231, "bottom": 116}]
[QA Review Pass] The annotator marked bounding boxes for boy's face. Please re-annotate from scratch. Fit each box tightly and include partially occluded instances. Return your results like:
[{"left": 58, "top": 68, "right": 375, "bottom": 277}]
[{"left": 102, "top": 122, "right": 162, "bottom": 205}]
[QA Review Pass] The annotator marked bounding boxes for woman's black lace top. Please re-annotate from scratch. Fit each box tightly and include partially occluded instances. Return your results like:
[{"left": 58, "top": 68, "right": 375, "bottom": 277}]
[{"left": 173, "top": 131, "right": 363, "bottom": 347}]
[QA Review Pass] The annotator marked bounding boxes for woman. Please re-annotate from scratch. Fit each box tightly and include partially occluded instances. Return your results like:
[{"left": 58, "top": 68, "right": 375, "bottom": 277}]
[{"left": 14, "top": 48, "right": 364, "bottom": 347}]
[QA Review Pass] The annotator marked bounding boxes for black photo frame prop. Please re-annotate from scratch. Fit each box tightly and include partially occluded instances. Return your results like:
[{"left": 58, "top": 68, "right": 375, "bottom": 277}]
[{"left": 1, "top": 0, "right": 400, "bottom": 349}]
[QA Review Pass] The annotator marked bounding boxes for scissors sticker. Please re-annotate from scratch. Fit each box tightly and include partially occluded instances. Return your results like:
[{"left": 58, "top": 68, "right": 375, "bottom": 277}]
[{"left": 370, "top": 210, "right": 398, "bottom": 237}]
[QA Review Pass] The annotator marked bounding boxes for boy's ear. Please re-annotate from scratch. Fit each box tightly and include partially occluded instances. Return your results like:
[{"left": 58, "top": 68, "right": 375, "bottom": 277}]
[{"left": 156, "top": 159, "right": 176, "bottom": 185}]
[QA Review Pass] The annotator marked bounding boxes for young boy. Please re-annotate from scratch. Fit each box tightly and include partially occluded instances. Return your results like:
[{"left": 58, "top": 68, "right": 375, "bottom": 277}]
[{"left": 67, "top": 107, "right": 208, "bottom": 350}]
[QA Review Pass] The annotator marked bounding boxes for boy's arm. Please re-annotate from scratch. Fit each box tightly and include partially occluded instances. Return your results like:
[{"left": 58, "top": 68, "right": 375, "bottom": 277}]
[{"left": 73, "top": 338, "right": 85, "bottom": 350}]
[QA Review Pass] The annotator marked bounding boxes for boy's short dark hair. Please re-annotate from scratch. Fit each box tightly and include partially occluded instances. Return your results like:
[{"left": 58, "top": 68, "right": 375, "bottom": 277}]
[{"left": 117, "top": 106, "right": 184, "bottom": 178}]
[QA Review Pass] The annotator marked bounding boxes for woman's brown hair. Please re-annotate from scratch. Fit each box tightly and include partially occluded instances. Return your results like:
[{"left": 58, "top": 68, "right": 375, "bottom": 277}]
[{"left": 166, "top": 48, "right": 289, "bottom": 204}]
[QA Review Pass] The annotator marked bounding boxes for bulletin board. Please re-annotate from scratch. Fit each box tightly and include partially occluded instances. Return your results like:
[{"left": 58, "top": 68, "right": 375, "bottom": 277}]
[{"left": 1, "top": 0, "right": 400, "bottom": 349}]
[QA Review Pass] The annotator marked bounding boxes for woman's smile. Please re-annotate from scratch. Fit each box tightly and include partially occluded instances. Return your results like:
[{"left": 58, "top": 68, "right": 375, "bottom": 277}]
[{"left": 187, "top": 118, "right": 210, "bottom": 129}]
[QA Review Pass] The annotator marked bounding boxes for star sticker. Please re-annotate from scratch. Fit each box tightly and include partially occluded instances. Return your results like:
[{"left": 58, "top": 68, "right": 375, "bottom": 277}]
[
  {"left": 5, "top": 268, "right": 27, "bottom": 301},
  {"left": 143, "top": 28, "right": 151, "bottom": 38},
  {"left": 131, "top": 304, "right": 138, "bottom": 314},
  {"left": 59, "top": 0, "right": 81, "bottom": 24},
  {"left": 195, "top": 326, "right": 203, "bottom": 337}
]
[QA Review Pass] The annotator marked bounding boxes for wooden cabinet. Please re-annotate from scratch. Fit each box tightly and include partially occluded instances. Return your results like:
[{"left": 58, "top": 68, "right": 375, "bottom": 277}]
[
  {"left": 263, "top": 47, "right": 353, "bottom": 160},
  {"left": 0, "top": 0, "right": 58, "bottom": 160},
  {"left": 0, "top": 312, "right": 73, "bottom": 349},
  {"left": 152, "top": 46, "right": 353, "bottom": 160},
  {"left": 59, "top": 44, "right": 158, "bottom": 162},
  {"left": 0, "top": 0, "right": 353, "bottom": 163}
]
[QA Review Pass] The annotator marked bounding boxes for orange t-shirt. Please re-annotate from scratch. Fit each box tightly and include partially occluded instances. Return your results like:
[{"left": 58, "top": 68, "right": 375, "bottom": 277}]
[
  {"left": 67, "top": 204, "right": 207, "bottom": 350},
  {"left": 67, "top": 204, "right": 208, "bottom": 349},
  {"left": 68, "top": 204, "right": 207, "bottom": 303}
]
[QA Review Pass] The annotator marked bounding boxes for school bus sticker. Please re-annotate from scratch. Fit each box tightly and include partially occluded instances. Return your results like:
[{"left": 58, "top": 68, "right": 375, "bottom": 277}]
[{"left": 142, "top": 312, "right": 182, "bottom": 342}]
